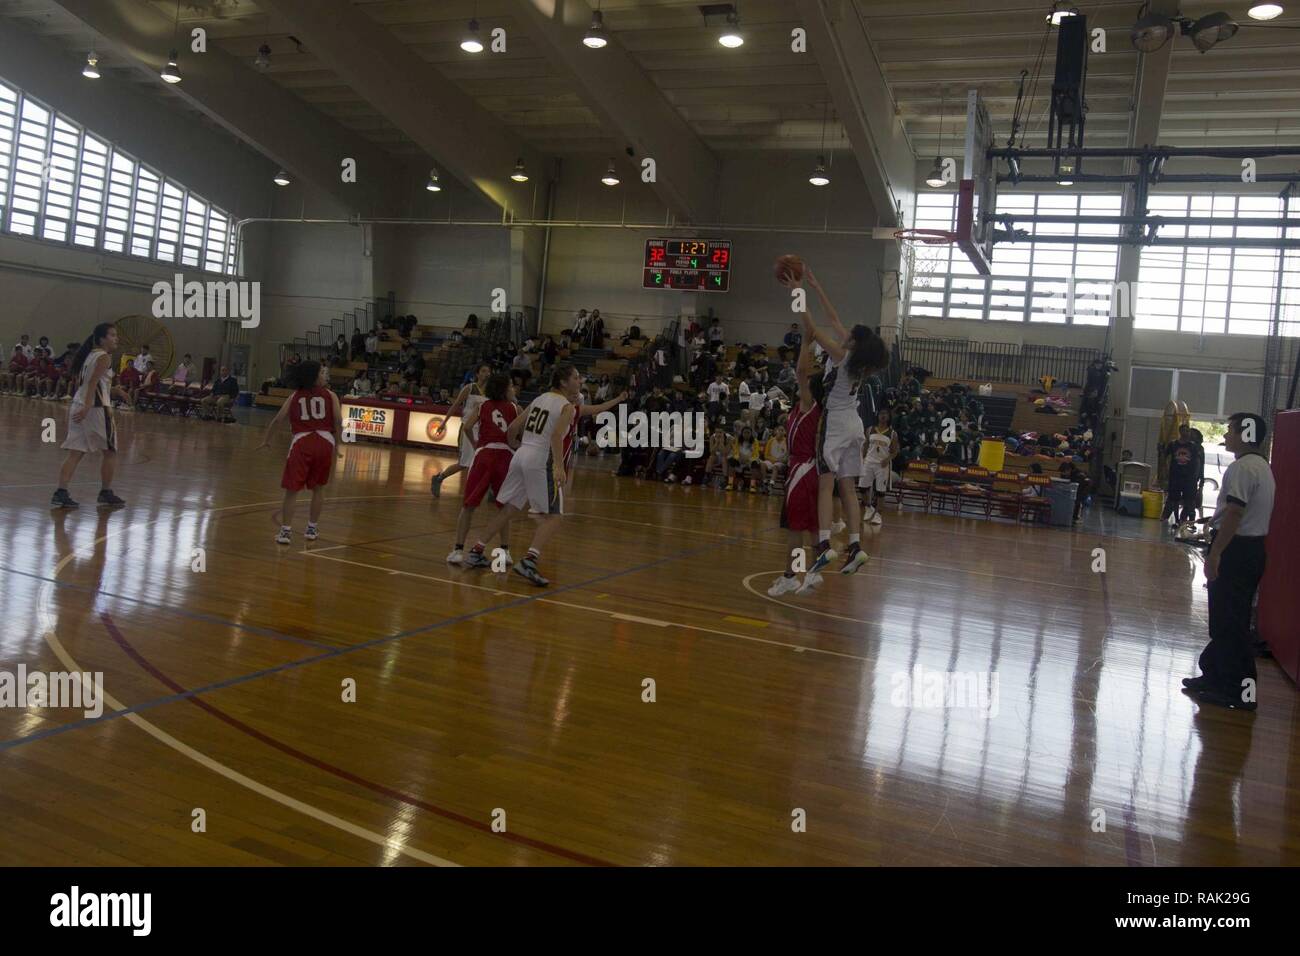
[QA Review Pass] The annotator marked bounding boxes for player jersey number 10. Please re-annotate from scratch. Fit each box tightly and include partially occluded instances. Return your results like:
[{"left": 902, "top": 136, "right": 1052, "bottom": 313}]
[{"left": 298, "top": 396, "right": 328, "bottom": 419}]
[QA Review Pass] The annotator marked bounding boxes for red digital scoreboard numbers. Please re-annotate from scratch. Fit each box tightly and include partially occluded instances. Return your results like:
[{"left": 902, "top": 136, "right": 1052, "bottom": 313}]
[{"left": 643, "top": 238, "right": 731, "bottom": 293}]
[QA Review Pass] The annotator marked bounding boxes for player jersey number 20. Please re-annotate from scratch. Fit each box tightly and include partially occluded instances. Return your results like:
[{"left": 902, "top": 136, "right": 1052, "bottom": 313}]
[
  {"left": 524, "top": 406, "right": 550, "bottom": 435},
  {"left": 297, "top": 396, "right": 328, "bottom": 420}
]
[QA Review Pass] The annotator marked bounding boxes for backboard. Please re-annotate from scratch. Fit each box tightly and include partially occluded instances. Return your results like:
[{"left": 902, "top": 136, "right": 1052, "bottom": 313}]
[{"left": 957, "top": 88, "right": 996, "bottom": 276}]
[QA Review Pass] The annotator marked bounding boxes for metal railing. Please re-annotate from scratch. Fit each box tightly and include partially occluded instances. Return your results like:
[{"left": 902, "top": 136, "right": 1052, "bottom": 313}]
[{"left": 900, "top": 336, "right": 1100, "bottom": 387}]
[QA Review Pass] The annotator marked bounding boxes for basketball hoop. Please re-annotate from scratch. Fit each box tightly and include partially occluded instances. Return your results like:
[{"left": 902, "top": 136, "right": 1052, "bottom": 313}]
[{"left": 893, "top": 228, "right": 959, "bottom": 247}]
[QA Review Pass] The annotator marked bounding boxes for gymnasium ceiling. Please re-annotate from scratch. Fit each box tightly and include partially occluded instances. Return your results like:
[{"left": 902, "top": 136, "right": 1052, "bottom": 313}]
[{"left": 1, "top": 0, "right": 1298, "bottom": 209}]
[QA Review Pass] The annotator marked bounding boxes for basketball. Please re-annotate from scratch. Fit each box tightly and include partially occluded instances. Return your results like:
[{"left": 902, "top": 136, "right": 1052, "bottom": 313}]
[{"left": 774, "top": 254, "right": 803, "bottom": 285}]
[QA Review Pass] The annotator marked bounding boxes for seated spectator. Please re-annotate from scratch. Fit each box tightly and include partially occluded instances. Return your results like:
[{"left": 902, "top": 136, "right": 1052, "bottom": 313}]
[
  {"left": 1, "top": 345, "right": 29, "bottom": 393},
  {"left": 349, "top": 370, "right": 374, "bottom": 397},
  {"left": 172, "top": 354, "right": 195, "bottom": 390},
  {"left": 464, "top": 313, "right": 479, "bottom": 330},
  {"left": 333, "top": 334, "right": 349, "bottom": 364},
  {"left": 350, "top": 327, "right": 367, "bottom": 361},
  {"left": 541, "top": 335, "right": 558, "bottom": 373},
  {"left": 201, "top": 366, "right": 240, "bottom": 420},
  {"left": 760, "top": 423, "right": 788, "bottom": 492},
  {"left": 118, "top": 362, "right": 141, "bottom": 405},
  {"left": 132, "top": 345, "right": 152, "bottom": 374}
]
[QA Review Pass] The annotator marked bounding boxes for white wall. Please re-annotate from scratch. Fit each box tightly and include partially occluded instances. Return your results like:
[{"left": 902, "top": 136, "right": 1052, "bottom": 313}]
[{"left": 539, "top": 149, "right": 883, "bottom": 344}]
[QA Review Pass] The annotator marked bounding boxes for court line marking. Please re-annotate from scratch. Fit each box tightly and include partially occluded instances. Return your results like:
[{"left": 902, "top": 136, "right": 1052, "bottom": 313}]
[
  {"left": 25, "top": 495, "right": 800, "bottom": 864},
  {"left": 100, "top": 612, "right": 611, "bottom": 868},
  {"left": 305, "top": 550, "right": 873, "bottom": 662}
]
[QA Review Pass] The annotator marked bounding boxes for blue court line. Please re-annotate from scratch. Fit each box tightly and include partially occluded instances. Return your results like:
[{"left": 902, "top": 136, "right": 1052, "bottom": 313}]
[
  {"left": 0, "top": 563, "right": 335, "bottom": 651},
  {"left": 0, "top": 524, "right": 783, "bottom": 753}
]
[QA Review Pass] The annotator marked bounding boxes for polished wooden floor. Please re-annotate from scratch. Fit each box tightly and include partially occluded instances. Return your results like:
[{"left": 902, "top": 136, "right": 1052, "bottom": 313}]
[{"left": 1, "top": 394, "right": 1297, "bottom": 866}]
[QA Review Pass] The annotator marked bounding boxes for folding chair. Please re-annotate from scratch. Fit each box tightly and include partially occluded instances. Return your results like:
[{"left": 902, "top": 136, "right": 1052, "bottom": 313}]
[
  {"left": 895, "top": 461, "right": 933, "bottom": 512},
  {"left": 988, "top": 471, "right": 1026, "bottom": 521},
  {"left": 1021, "top": 475, "right": 1053, "bottom": 524},
  {"left": 958, "top": 466, "right": 993, "bottom": 518},
  {"left": 930, "top": 463, "right": 964, "bottom": 515}
]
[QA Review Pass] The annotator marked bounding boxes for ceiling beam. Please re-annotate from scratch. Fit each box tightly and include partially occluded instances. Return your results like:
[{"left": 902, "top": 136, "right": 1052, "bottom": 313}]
[
  {"left": 795, "top": 0, "right": 913, "bottom": 226},
  {"left": 46, "top": 0, "right": 401, "bottom": 215},
  {"left": 255, "top": 0, "right": 547, "bottom": 215},
  {"left": 508, "top": 0, "right": 719, "bottom": 223}
]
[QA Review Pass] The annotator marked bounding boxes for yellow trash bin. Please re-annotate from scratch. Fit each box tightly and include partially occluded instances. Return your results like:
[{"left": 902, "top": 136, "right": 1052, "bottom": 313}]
[
  {"left": 978, "top": 439, "right": 1005, "bottom": 473},
  {"left": 1141, "top": 489, "right": 1164, "bottom": 519}
]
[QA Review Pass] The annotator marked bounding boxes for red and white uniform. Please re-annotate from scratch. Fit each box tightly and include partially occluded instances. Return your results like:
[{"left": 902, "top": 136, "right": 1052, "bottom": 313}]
[
  {"left": 282, "top": 386, "right": 337, "bottom": 491},
  {"left": 562, "top": 399, "right": 582, "bottom": 473},
  {"left": 782, "top": 400, "right": 821, "bottom": 532},
  {"left": 463, "top": 399, "right": 518, "bottom": 508}
]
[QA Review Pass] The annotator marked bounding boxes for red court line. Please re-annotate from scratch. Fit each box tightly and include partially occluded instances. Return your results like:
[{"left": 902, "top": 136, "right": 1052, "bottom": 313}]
[{"left": 100, "top": 612, "right": 616, "bottom": 867}]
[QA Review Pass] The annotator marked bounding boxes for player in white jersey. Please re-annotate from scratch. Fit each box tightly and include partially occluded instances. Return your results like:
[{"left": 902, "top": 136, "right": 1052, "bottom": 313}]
[
  {"left": 781, "top": 262, "right": 888, "bottom": 575},
  {"left": 51, "top": 322, "right": 126, "bottom": 509},
  {"left": 430, "top": 362, "right": 491, "bottom": 497},
  {"left": 859, "top": 408, "right": 899, "bottom": 526},
  {"left": 462, "top": 364, "right": 580, "bottom": 586}
]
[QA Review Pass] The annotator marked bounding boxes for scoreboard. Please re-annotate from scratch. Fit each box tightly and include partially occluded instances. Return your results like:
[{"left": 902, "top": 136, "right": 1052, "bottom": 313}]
[{"left": 643, "top": 238, "right": 731, "bottom": 293}]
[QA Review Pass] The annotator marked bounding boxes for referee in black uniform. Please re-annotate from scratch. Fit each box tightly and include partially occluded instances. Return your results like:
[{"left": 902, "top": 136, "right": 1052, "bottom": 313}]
[{"left": 1182, "top": 412, "right": 1275, "bottom": 711}]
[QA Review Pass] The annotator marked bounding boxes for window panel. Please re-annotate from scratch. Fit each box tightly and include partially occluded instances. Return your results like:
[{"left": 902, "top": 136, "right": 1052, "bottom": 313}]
[
  {"left": 182, "top": 193, "right": 206, "bottom": 268},
  {"left": 102, "top": 149, "right": 135, "bottom": 253},
  {"left": 8, "top": 94, "right": 51, "bottom": 236},
  {"left": 73, "top": 133, "right": 107, "bottom": 247},
  {"left": 130, "top": 166, "right": 159, "bottom": 258},
  {"left": 0, "top": 72, "right": 240, "bottom": 276},
  {"left": 0, "top": 82, "right": 16, "bottom": 212}
]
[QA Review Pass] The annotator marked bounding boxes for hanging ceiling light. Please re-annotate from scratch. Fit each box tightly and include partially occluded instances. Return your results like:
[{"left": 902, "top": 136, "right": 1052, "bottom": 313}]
[
  {"left": 82, "top": 51, "right": 100, "bottom": 80},
  {"left": 255, "top": 44, "right": 271, "bottom": 70},
  {"left": 601, "top": 160, "right": 620, "bottom": 186},
  {"left": 461, "top": 18, "right": 484, "bottom": 53},
  {"left": 926, "top": 88, "right": 947, "bottom": 188},
  {"left": 808, "top": 156, "right": 830, "bottom": 187},
  {"left": 161, "top": 0, "right": 182, "bottom": 83},
  {"left": 1058, "top": 158, "right": 1075, "bottom": 186},
  {"left": 718, "top": 11, "right": 744, "bottom": 48},
  {"left": 273, "top": 169, "right": 291, "bottom": 186},
  {"left": 1187, "top": 11, "right": 1238, "bottom": 52},
  {"left": 584, "top": 9, "right": 609, "bottom": 49},
  {"left": 1046, "top": 2, "right": 1079, "bottom": 26},
  {"left": 511, "top": 158, "right": 529, "bottom": 182},
  {"left": 426, "top": 168, "right": 442, "bottom": 192},
  {"left": 160, "top": 51, "right": 182, "bottom": 84},
  {"left": 1248, "top": 3, "right": 1285, "bottom": 20},
  {"left": 925, "top": 158, "right": 946, "bottom": 189},
  {"left": 1130, "top": 12, "right": 1175, "bottom": 52}
]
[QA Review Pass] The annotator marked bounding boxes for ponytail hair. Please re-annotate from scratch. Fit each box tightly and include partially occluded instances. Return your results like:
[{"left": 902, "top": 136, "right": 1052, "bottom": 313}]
[
  {"left": 550, "top": 362, "right": 578, "bottom": 390},
  {"left": 70, "top": 322, "right": 115, "bottom": 378},
  {"left": 845, "top": 324, "right": 888, "bottom": 379}
]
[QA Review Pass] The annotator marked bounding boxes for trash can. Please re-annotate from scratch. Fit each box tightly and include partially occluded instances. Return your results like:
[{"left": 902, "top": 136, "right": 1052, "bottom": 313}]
[
  {"left": 978, "top": 438, "right": 1006, "bottom": 473},
  {"left": 1045, "top": 477, "right": 1078, "bottom": 527},
  {"left": 1141, "top": 489, "right": 1164, "bottom": 519},
  {"left": 236, "top": 391, "right": 254, "bottom": 407}
]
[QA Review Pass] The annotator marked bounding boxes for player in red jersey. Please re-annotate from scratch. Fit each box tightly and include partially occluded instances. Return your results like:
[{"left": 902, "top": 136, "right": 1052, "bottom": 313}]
[
  {"left": 769, "top": 333, "right": 824, "bottom": 597},
  {"left": 558, "top": 385, "right": 627, "bottom": 503},
  {"left": 448, "top": 372, "right": 519, "bottom": 565},
  {"left": 258, "top": 361, "right": 341, "bottom": 546}
]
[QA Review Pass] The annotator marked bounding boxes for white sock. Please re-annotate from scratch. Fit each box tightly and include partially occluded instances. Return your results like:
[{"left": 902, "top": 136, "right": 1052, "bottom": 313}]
[
  {"left": 849, "top": 533, "right": 860, "bottom": 545},
  {"left": 819, "top": 528, "right": 830, "bottom": 541}
]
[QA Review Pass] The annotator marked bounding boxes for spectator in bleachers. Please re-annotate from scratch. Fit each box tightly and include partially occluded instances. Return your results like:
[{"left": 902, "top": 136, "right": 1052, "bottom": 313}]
[
  {"left": 133, "top": 345, "right": 152, "bottom": 374},
  {"left": 595, "top": 375, "right": 612, "bottom": 403},
  {"left": 16, "top": 334, "right": 34, "bottom": 359},
  {"left": 464, "top": 313, "right": 478, "bottom": 331},
  {"left": 726, "top": 427, "right": 763, "bottom": 492},
  {"left": 350, "top": 327, "right": 366, "bottom": 361},
  {"left": 706, "top": 372, "right": 729, "bottom": 422},
  {"left": 653, "top": 340, "right": 670, "bottom": 386},
  {"left": 201, "top": 366, "right": 239, "bottom": 420},
  {"left": 783, "top": 322, "right": 802, "bottom": 356},
  {"left": 760, "top": 423, "right": 788, "bottom": 492},
  {"left": 590, "top": 310, "right": 605, "bottom": 349},
  {"left": 333, "top": 334, "right": 349, "bottom": 364},
  {"left": 2, "top": 344, "right": 28, "bottom": 393},
  {"left": 510, "top": 351, "right": 532, "bottom": 390},
  {"left": 708, "top": 318, "right": 724, "bottom": 347},
  {"left": 573, "top": 309, "right": 590, "bottom": 342},
  {"left": 173, "top": 354, "right": 194, "bottom": 390},
  {"left": 365, "top": 327, "right": 379, "bottom": 363},
  {"left": 349, "top": 370, "right": 374, "bottom": 398},
  {"left": 704, "top": 426, "right": 729, "bottom": 488},
  {"left": 542, "top": 335, "right": 558, "bottom": 374}
]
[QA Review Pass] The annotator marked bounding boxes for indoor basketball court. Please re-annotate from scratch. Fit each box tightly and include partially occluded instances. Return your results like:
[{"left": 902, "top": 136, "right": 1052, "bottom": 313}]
[{"left": 1, "top": 0, "right": 1299, "bottom": 903}]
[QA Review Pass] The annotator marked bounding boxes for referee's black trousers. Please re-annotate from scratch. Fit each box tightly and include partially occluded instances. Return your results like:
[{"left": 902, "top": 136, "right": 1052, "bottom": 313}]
[{"left": 1198, "top": 536, "right": 1266, "bottom": 698}]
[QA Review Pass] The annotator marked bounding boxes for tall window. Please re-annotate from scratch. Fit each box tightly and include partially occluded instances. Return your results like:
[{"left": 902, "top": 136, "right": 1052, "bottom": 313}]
[
  {"left": 0, "top": 73, "right": 238, "bottom": 275},
  {"left": 909, "top": 189, "right": 1299, "bottom": 336},
  {"left": 909, "top": 191, "right": 1121, "bottom": 325}
]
